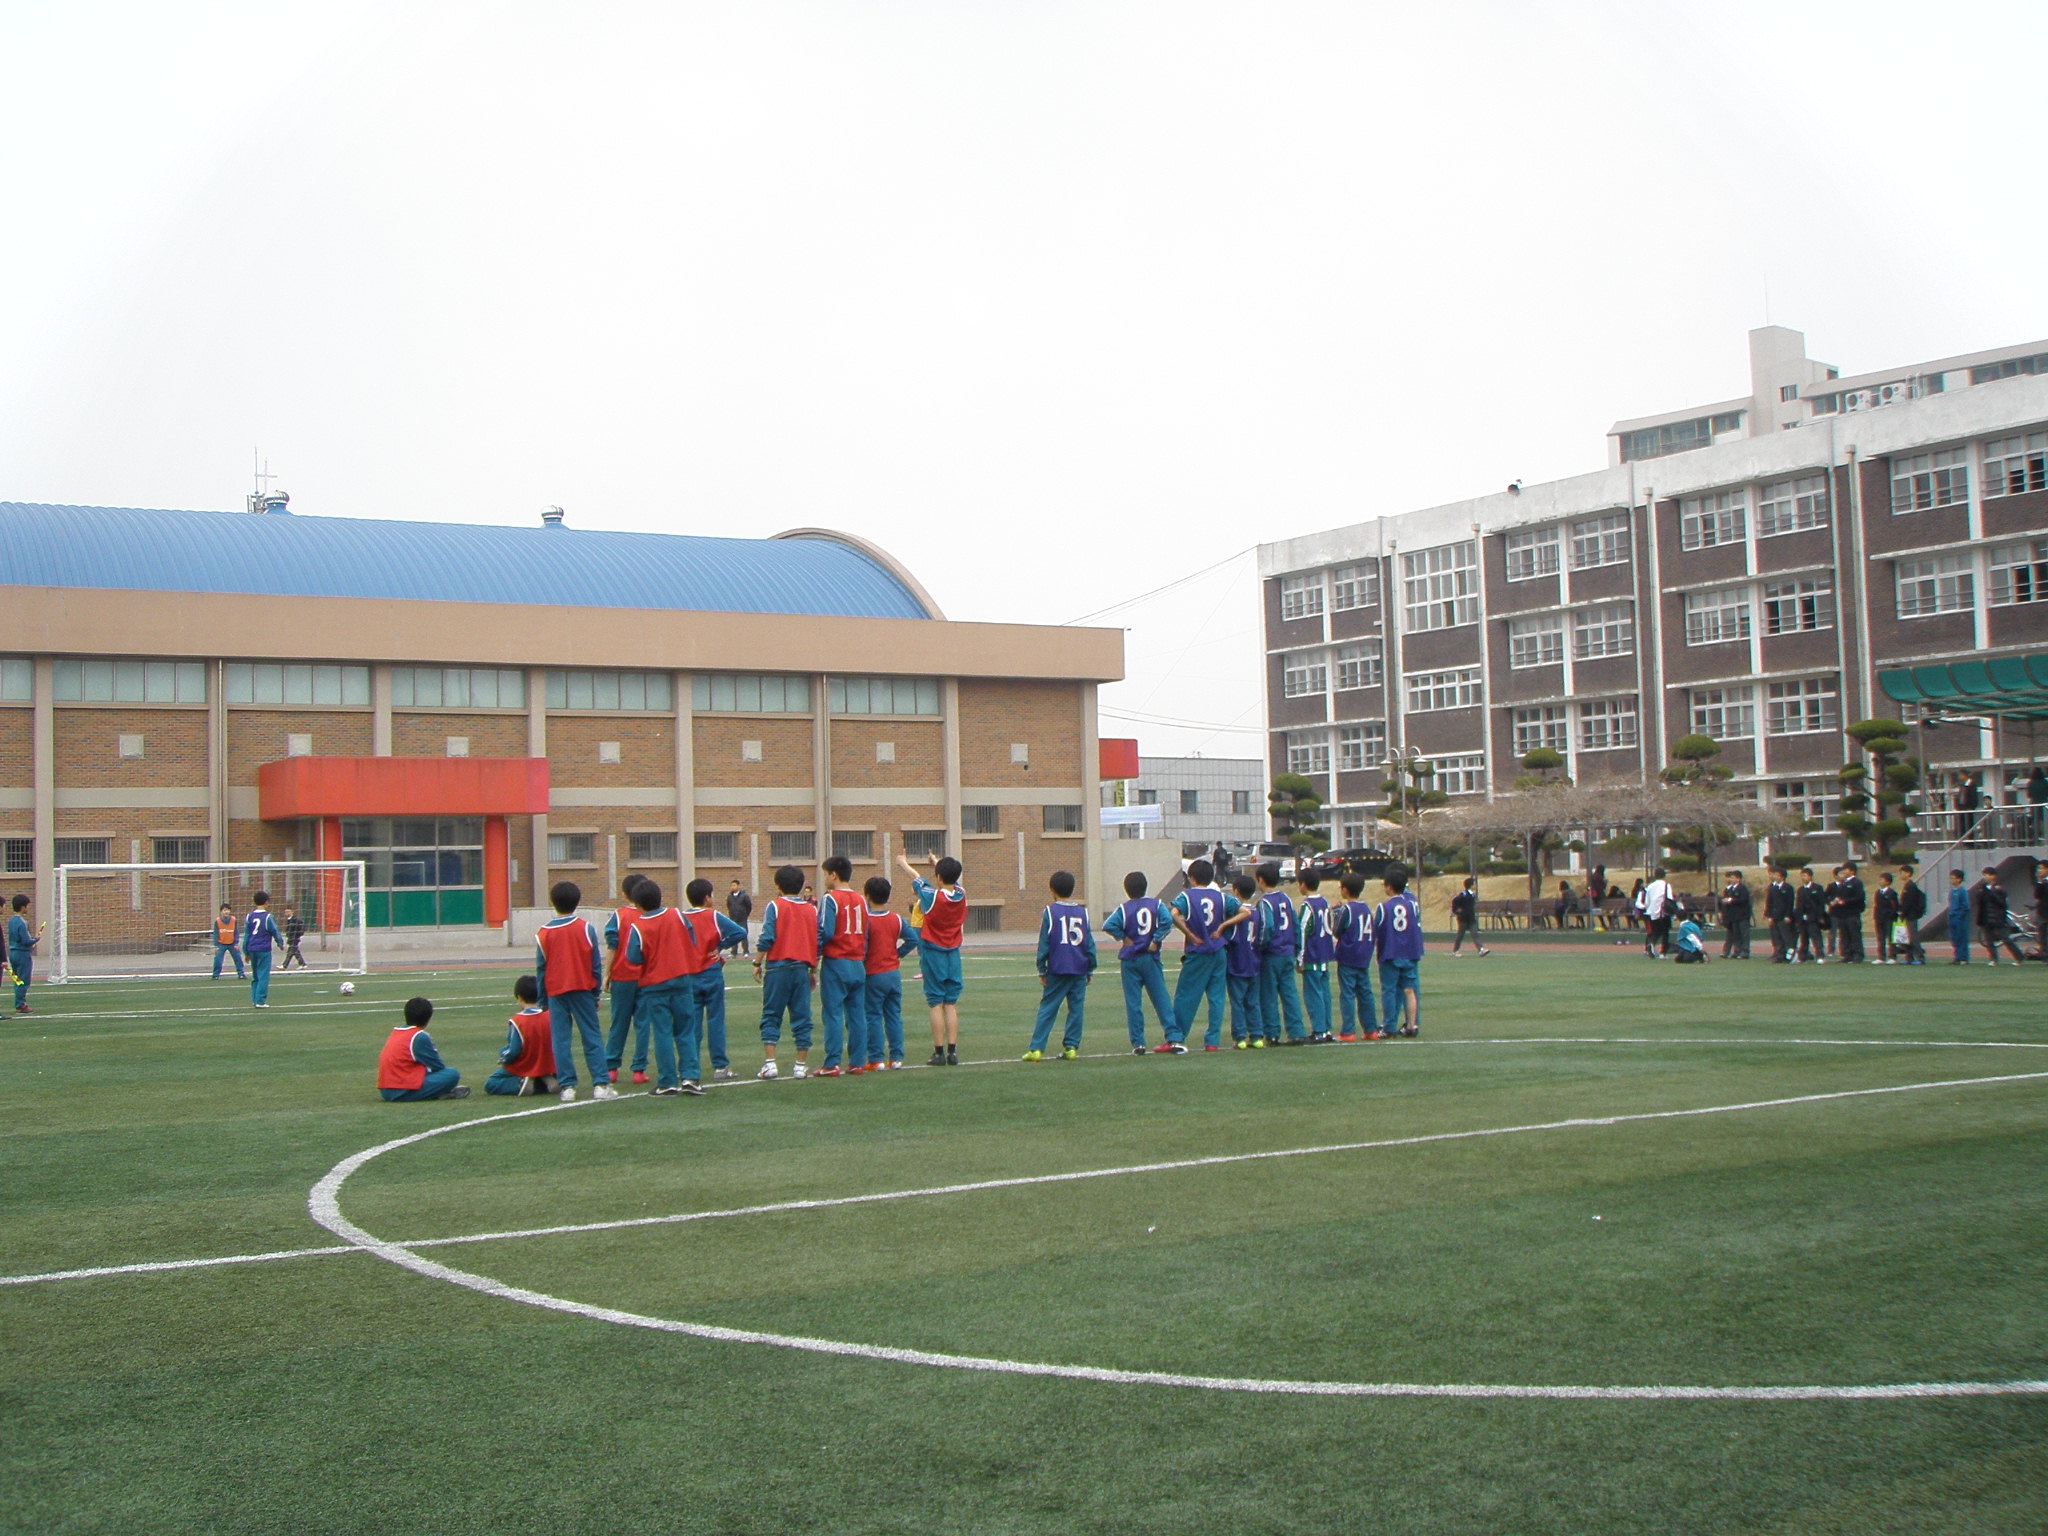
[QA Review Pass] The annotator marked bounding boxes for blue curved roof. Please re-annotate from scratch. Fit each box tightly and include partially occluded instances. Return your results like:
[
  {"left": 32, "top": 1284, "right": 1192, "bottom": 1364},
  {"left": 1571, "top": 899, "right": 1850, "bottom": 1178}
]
[{"left": 0, "top": 502, "right": 933, "bottom": 620}]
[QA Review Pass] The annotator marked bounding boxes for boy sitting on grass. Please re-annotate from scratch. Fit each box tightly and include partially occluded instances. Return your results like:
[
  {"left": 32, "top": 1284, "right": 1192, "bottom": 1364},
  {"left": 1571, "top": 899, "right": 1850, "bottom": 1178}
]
[
  {"left": 378, "top": 997, "right": 470, "bottom": 1101},
  {"left": 486, "top": 975, "right": 558, "bottom": 1096}
]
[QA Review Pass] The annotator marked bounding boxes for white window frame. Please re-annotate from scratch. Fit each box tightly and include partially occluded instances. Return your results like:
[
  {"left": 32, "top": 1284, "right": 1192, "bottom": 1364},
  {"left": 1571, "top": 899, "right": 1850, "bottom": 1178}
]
[
  {"left": 1333, "top": 641, "right": 1382, "bottom": 691},
  {"left": 1983, "top": 432, "right": 2048, "bottom": 499},
  {"left": 1571, "top": 603, "right": 1634, "bottom": 660},
  {"left": 1762, "top": 577, "right": 1835, "bottom": 635},
  {"left": 1772, "top": 780, "right": 1837, "bottom": 823},
  {"left": 1504, "top": 526, "right": 1561, "bottom": 581},
  {"left": 1506, "top": 614, "right": 1564, "bottom": 669},
  {"left": 1679, "top": 489, "right": 1748, "bottom": 550},
  {"left": 1989, "top": 539, "right": 2048, "bottom": 608},
  {"left": 1576, "top": 697, "right": 1639, "bottom": 751},
  {"left": 1688, "top": 686, "right": 1756, "bottom": 741},
  {"left": 1895, "top": 553, "right": 1974, "bottom": 618},
  {"left": 1285, "top": 731, "right": 1331, "bottom": 776},
  {"left": 1280, "top": 574, "right": 1325, "bottom": 621},
  {"left": 1434, "top": 753, "right": 1486, "bottom": 796},
  {"left": 1281, "top": 651, "right": 1329, "bottom": 698},
  {"left": 1511, "top": 705, "right": 1570, "bottom": 757},
  {"left": 1335, "top": 725, "right": 1368, "bottom": 771},
  {"left": 1569, "top": 513, "right": 1630, "bottom": 570},
  {"left": 1329, "top": 563, "right": 1379, "bottom": 612},
  {"left": 1891, "top": 447, "right": 1969, "bottom": 513},
  {"left": 1403, "top": 667, "right": 1482, "bottom": 714},
  {"left": 1765, "top": 677, "right": 1840, "bottom": 736},
  {"left": 1401, "top": 543, "right": 1478, "bottom": 632},
  {"left": 1684, "top": 586, "right": 1753, "bottom": 645},
  {"left": 1756, "top": 474, "right": 1830, "bottom": 537}
]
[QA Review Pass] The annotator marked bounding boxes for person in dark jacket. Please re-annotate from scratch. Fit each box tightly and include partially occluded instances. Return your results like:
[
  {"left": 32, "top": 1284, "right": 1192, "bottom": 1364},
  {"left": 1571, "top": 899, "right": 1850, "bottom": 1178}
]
[
  {"left": 1970, "top": 868, "right": 2026, "bottom": 965},
  {"left": 1872, "top": 873, "right": 1900, "bottom": 963},
  {"left": 1794, "top": 868, "right": 1828, "bottom": 963},
  {"left": 725, "top": 880, "right": 755, "bottom": 956},
  {"left": 1764, "top": 868, "right": 1796, "bottom": 962},
  {"left": 1897, "top": 867, "right": 1927, "bottom": 966},
  {"left": 1830, "top": 864, "right": 1867, "bottom": 963},
  {"left": 1718, "top": 869, "right": 1752, "bottom": 959},
  {"left": 1450, "top": 877, "right": 1487, "bottom": 955}
]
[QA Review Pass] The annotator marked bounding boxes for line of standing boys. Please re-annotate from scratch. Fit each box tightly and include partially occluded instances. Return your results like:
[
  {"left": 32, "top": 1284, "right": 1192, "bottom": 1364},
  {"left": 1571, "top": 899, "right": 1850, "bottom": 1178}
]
[{"left": 1027, "top": 858, "right": 1426, "bottom": 1060}]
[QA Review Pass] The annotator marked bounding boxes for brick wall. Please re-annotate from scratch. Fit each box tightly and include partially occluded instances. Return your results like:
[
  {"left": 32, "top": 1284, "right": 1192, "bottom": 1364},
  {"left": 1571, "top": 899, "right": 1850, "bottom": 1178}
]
[
  {"left": 957, "top": 680, "right": 1082, "bottom": 786},
  {"left": 54, "top": 708, "right": 208, "bottom": 789},
  {"left": 226, "top": 710, "right": 374, "bottom": 782},
  {"left": 546, "top": 714, "right": 678, "bottom": 789},
  {"left": 391, "top": 711, "right": 529, "bottom": 757},
  {"left": 829, "top": 719, "right": 943, "bottom": 788},
  {"left": 692, "top": 717, "right": 816, "bottom": 788}
]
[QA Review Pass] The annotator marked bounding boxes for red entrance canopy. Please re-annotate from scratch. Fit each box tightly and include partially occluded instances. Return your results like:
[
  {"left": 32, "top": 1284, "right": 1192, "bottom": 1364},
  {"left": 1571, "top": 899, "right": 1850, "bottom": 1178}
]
[{"left": 257, "top": 756, "right": 550, "bottom": 819}]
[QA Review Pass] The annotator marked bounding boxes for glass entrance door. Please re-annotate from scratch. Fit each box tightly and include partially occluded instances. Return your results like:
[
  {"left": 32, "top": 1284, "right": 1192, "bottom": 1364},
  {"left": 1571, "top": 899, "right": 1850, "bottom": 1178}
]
[{"left": 341, "top": 817, "right": 487, "bottom": 926}]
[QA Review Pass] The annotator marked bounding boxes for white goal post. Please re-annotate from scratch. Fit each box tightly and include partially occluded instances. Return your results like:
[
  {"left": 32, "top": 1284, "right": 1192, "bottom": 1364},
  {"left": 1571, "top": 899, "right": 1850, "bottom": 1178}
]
[{"left": 53, "top": 861, "right": 369, "bottom": 982}]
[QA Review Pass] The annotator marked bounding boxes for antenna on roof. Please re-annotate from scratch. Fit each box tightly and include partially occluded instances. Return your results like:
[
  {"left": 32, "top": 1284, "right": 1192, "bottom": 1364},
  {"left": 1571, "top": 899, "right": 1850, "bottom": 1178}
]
[
  {"left": 541, "top": 506, "right": 566, "bottom": 529},
  {"left": 246, "top": 449, "right": 280, "bottom": 514}
]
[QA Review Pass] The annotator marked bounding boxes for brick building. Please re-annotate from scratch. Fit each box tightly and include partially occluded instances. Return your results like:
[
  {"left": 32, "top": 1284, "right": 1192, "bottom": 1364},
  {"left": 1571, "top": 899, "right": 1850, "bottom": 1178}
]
[
  {"left": 1260, "top": 327, "right": 2048, "bottom": 864},
  {"left": 0, "top": 501, "right": 1122, "bottom": 940}
]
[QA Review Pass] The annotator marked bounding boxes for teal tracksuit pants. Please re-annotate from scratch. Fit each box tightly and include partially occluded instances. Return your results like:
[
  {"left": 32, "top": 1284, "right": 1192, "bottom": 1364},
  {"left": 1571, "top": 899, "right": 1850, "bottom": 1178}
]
[
  {"left": 1257, "top": 953, "right": 1306, "bottom": 1040},
  {"left": 1171, "top": 950, "right": 1227, "bottom": 1046},
  {"left": 1227, "top": 973, "right": 1261, "bottom": 1042},
  {"left": 605, "top": 979, "right": 647, "bottom": 1074},
  {"left": 1120, "top": 953, "right": 1173, "bottom": 1048},
  {"left": 864, "top": 971, "right": 905, "bottom": 1063},
  {"left": 819, "top": 956, "right": 869, "bottom": 1069},
  {"left": 1030, "top": 974, "right": 1088, "bottom": 1053},
  {"left": 1336, "top": 963, "right": 1378, "bottom": 1035},
  {"left": 759, "top": 961, "right": 813, "bottom": 1049},
  {"left": 1300, "top": 963, "right": 1330, "bottom": 1035},
  {"left": 637, "top": 977, "right": 691, "bottom": 1090}
]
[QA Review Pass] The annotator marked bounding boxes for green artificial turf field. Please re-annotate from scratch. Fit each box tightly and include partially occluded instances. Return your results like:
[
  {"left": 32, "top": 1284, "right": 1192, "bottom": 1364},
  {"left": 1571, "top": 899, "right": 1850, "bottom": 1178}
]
[{"left": 3, "top": 949, "right": 2045, "bottom": 1535}]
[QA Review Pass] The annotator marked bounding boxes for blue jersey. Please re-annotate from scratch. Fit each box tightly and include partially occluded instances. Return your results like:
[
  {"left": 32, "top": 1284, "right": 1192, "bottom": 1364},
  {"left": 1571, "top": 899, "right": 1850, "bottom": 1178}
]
[
  {"left": 1105, "top": 897, "right": 1171, "bottom": 961},
  {"left": 1298, "top": 894, "right": 1334, "bottom": 963},
  {"left": 1172, "top": 886, "right": 1234, "bottom": 954},
  {"left": 242, "top": 910, "right": 279, "bottom": 954},
  {"left": 1257, "top": 890, "right": 1298, "bottom": 957},
  {"left": 1376, "top": 893, "right": 1424, "bottom": 961},
  {"left": 1037, "top": 900, "right": 1097, "bottom": 977},
  {"left": 1224, "top": 903, "right": 1263, "bottom": 979},
  {"left": 1330, "top": 899, "right": 1376, "bottom": 967}
]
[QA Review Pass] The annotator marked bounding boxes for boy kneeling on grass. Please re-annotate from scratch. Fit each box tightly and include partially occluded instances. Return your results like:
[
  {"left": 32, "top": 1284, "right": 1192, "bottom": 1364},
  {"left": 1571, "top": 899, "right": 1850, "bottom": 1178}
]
[
  {"left": 486, "top": 975, "right": 558, "bottom": 1096},
  {"left": 378, "top": 997, "right": 470, "bottom": 1101}
]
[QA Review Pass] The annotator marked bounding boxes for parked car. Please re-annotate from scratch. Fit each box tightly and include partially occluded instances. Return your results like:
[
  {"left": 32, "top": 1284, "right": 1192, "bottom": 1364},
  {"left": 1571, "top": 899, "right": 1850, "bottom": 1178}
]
[{"left": 1300, "top": 847, "right": 1398, "bottom": 885}]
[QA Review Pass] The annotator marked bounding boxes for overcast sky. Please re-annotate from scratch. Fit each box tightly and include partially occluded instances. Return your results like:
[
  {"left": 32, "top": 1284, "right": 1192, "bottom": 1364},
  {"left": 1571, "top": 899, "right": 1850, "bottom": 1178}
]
[{"left": 5, "top": 1, "right": 2045, "bottom": 758}]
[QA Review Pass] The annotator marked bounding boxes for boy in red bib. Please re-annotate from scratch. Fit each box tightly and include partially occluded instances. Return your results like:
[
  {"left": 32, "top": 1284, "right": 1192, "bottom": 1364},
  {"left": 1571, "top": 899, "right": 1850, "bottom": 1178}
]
[
  {"left": 816, "top": 854, "right": 870, "bottom": 1076},
  {"left": 862, "top": 876, "right": 917, "bottom": 1069},
  {"left": 377, "top": 996, "right": 469, "bottom": 1101},
  {"left": 897, "top": 851, "right": 967, "bottom": 1065},
  {"left": 535, "top": 880, "right": 617, "bottom": 1103},
  {"left": 751, "top": 865, "right": 818, "bottom": 1080},
  {"left": 486, "top": 975, "right": 558, "bottom": 1095},
  {"left": 604, "top": 874, "right": 654, "bottom": 1084}
]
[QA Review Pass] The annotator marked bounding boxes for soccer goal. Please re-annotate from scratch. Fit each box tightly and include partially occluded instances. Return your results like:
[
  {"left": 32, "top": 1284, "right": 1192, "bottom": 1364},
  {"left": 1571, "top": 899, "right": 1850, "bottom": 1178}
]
[{"left": 53, "top": 861, "right": 369, "bottom": 982}]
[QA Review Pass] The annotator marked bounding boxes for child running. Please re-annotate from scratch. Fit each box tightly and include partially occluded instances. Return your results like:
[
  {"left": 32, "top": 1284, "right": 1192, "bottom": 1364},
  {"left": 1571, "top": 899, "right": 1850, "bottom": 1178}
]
[
  {"left": 753, "top": 865, "right": 818, "bottom": 1080},
  {"left": 485, "top": 975, "right": 558, "bottom": 1096},
  {"left": 1103, "top": 871, "right": 1176, "bottom": 1054},
  {"left": 898, "top": 851, "right": 966, "bottom": 1066},
  {"left": 1026, "top": 870, "right": 1095, "bottom": 1061}
]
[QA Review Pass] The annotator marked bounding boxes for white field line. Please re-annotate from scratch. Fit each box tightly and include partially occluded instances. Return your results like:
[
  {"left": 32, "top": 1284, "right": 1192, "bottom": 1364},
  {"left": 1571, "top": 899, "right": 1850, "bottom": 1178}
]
[
  {"left": 9, "top": 1041, "right": 2047, "bottom": 1290},
  {"left": 305, "top": 1067, "right": 2048, "bottom": 1402}
]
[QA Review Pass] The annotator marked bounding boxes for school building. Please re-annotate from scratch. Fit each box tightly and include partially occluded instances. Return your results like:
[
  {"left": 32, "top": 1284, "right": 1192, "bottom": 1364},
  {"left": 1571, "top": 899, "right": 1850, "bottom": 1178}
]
[
  {"left": 1259, "top": 326, "right": 2048, "bottom": 870},
  {"left": 0, "top": 500, "right": 1124, "bottom": 943}
]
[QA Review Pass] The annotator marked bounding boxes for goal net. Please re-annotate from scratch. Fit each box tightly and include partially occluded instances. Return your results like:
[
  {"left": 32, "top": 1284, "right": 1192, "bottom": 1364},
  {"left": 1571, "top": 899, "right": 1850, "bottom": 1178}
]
[{"left": 53, "top": 861, "right": 368, "bottom": 982}]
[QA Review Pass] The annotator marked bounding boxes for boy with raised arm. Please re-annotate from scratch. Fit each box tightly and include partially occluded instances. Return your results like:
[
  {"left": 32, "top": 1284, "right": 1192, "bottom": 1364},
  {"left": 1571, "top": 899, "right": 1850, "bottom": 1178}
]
[
  {"left": 898, "top": 851, "right": 967, "bottom": 1066},
  {"left": 1025, "top": 870, "right": 1095, "bottom": 1061},
  {"left": 1103, "top": 870, "right": 1177, "bottom": 1055},
  {"left": 753, "top": 865, "right": 819, "bottom": 1080},
  {"left": 1169, "top": 859, "right": 1235, "bottom": 1050}
]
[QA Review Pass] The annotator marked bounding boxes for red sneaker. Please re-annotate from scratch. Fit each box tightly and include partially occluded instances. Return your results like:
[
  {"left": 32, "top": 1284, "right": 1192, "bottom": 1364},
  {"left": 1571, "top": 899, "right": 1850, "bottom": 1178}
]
[
  {"left": 814, "top": 1066, "right": 843, "bottom": 1077},
  {"left": 608, "top": 1071, "right": 618, "bottom": 1082},
  {"left": 1204, "top": 1044, "right": 1221, "bottom": 1051},
  {"left": 1338, "top": 1033, "right": 1358, "bottom": 1042},
  {"left": 1151, "top": 1043, "right": 1174, "bottom": 1054},
  {"left": 631, "top": 1070, "right": 649, "bottom": 1084}
]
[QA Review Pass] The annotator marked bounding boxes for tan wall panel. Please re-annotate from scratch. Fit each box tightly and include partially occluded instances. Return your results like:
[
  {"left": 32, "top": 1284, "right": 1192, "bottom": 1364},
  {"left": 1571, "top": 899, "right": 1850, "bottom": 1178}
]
[
  {"left": 0, "top": 706, "right": 30, "bottom": 787},
  {"left": 55, "top": 708, "right": 208, "bottom": 789},
  {"left": 692, "top": 717, "right": 816, "bottom": 789},
  {"left": 225, "top": 710, "right": 375, "bottom": 783},
  {"left": 958, "top": 680, "right": 1083, "bottom": 788},
  {"left": 391, "top": 711, "right": 529, "bottom": 758},
  {"left": 829, "top": 719, "right": 944, "bottom": 788},
  {"left": 546, "top": 714, "right": 678, "bottom": 789}
]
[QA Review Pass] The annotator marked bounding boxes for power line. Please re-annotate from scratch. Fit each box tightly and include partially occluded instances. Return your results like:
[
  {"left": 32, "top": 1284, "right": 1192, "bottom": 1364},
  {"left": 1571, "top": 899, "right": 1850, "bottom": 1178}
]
[
  {"left": 1099, "top": 707, "right": 1263, "bottom": 734},
  {"left": 1063, "top": 546, "right": 1255, "bottom": 626}
]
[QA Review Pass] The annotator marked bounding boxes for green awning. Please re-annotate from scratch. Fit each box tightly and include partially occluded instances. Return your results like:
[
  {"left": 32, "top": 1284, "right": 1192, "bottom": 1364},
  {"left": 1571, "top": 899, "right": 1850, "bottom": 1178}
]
[{"left": 1878, "top": 652, "right": 2048, "bottom": 722}]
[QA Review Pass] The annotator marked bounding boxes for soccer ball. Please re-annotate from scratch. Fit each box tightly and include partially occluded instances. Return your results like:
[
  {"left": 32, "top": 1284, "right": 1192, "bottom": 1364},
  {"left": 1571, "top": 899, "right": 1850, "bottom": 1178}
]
[{"left": 338, "top": 981, "right": 356, "bottom": 996}]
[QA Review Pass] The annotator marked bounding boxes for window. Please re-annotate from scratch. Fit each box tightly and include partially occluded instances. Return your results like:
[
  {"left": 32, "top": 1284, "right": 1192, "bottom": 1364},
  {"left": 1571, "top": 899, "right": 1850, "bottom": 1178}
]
[
  {"left": 1577, "top": 698, "right": 1638, "bottom": 751},
  {"left": 151, "top": 836, "right": 210, "bottom": 863},
  {"left": 1969, "top": 353, "right": 2048, "bottom": 384},
  {"left": 391, "top": 667, "right": 525, "bottom": 709},
  {"left": 54, "top": 837, "right": 112, "bottom": 865},
  {"left": 691, "top": 674, "right": 810, "bottom": 713},
  {"left": 1756, "top": 474, "right": 1830, "bottom": 536},
  {"left": 1570, "top": 513, "right": 1630, "bottom": 569},
  {"left": 1333, "top": 641, "right": 1382, "bottom": 690},
  {"left": 963, "top": 805, "right": 1000, "bottom": 836},
  {"left": 1, "top": 839, "right": 30, "bottom": 874},
  {"left": 967, "top": 905, "right": 1003, "bottom": 935},
  {"left": 1688, "top": 686, "right": 1756, "bottom": 741},
  {"left": 1572, "top": 603, "right": 1634, "bottom": 659},
  {"left": 828, "top": 677, "right": 940, "bottom": 715},
  {"left": 1279, "top": 574, "right": 1324, "bottom": 621},
  {"left": 1504, "top": 526, "right": 1560, "bottom": 580},
  {"left": 1404, "top": 667, "right": 1482, "bottom": 713},
  {"left": 628, "top": 832, "right": 677, "bottom": 864},
  {"left": 1178, "top": 790, "right": 1200, "bottom": 815},
  {"left": 1684, "top": 586, "right": 1752, "bottom": 645},
  {"left": 694, "top": 831, "right": 737, "bottom": 862},
  {"left": 1402, "top": 543, "right": 1478, "bottom": 631},
  {"left": 1040, "top": 805, "right": 1082, "bottom": 834},
  {"left": 1679, "top": 490, "right": 1747, "bottom": 550},
  {"left": 0, "top": 658, "right": 29, "bottom": 701},
  {"left": 1990, "top": 540, "right": 2048, "bottom": 607},
  {"left": 1281, "top": 651, "right": 1328, "bottom": 698},
  {"left": 1336, "top": 722, "right": 1386, "bottom": 770},
  {"left": 1507, "top": 615, "right": 1564, "bottom": 669},
  {"left": 53, "top": 659, "right": 206, "bottom": 704},
  {"left": 1983, "top": 432, "right": 2048, "bottom": 499},
  {"left": 547, "top": 832, "right": 596, "bottom": 864},
  {"left": 1512, "top": 706, "right": 1569, "bottom": 756},
  {"left": 769, "top": 830, "right": 816, "bottom": 862},
  {"left": 1780, "top": 384, "right": 1800, "bottom": 402},
  {"left": 1285, "top": 732, "right": 1331, "bottom": 776},
  {"left": 1891, "top": 448, "right": 1969, "bottom": 513},
  {"left": 904, "top": 830, "right": 947, "bottom": 860},
  {"left": 1773, "top": 781, "right": 1837, "bottom": 823},
  {"left": 224, "top": 663, "right": 371, "bottom": 706},
  {"left": 1434, "top": 753, "right": 1486, "bottom": 796},
  {"left": 1136, "top": 789, "right": 1159, "bottom": 805},
  {"left": 548, "top": 669, "right": 673, "bottom": 712},
  {"left": 1896, "top": 554, "right": 1974, "bottom": 618},
  {"left": 832, "top": 830, "right": 875, "bottom": 860},
  {"left": 1618, "top": 417, "right": 1721, "bottom": 462},
  {"left": 1762, "top": 577, "right": 1834, "bottom": 634},
  {"left": 1229, "top": 789, "right": 1253, "bottom": 814},
  {"left": 1330, "top": 563, "right": 1378, "bottom": 611},
  {"left": 1767, "top": 677, "right": 1839, "bottom": 736}
]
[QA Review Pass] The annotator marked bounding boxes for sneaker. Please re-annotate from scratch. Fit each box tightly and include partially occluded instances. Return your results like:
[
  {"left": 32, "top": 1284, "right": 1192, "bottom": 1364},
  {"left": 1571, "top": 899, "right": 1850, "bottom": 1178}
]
[
  {"left": 814, "top": 1065, "right": 843, "bottom": 1078},
  {"left": 1338, "top": 1032, "right": 1358, "bottom": 1042},
  {"left": 886, "top": 1060, "right": 904, "bottom": 1069},
  {"left": 1021, "top": 1049, "right": 1043, "bottom": 1062},
  {"left": 791, "top": 1062, "right": 809, "bottom": 1079},
  {"left": 1234, "top": 1039, "right": 1249, "bottom": 1050},
  {"left": 609, "top": 1071, "right": 619, "bottom": 1083},
  {"left": 1205, "top": 1044, "right": 1221, "bottom": 1051},
  {"left": 515, "top": 1077, "right": 535, "bottom": 1097},
  {"left": 1250, "top": 1038, "right": 1266, "bottom": 1050},
  {"left": 445, "top": 1085, "right": 471, "bottom": 1099},
  {"left": 1060, "top": 1047, "right": 1079, "bottom": 1060},
  {"left": 1133, "top": 1046, "right": 1149, "bottom": 1056},
  {"left": 680, "top": 1081, "right": 705, "bottom": 1096},
  {"left": 560, "top": 1086, "right": 577, "bottom": 1102},
  {"left": 1151, "top": 1043, "right": 1174, "bottom": 1054},
  {"left": 945, "top": 1047, "right": 958, "bottom": 1064},
  {"left": 538, "top": 1075, "right": 558, "bottom": 1094},
  {"left": 757, "top": 1061, "right": 779, "bottom": 1080},
  {"left": 712, "top": 1067, "right": 736, "bottom": 1081},
  {"left": 591, "top": 1084, "right": 619, "bottom": 1101},
  {"left": 653, "top": 1085, "right": 681, "bottom": 1096},
  {"left": 631, "top": 1070, "right": 649, "bottom": 1084},
  {"left": 1167, "top": 1042, "right": 1189, "bottom": 1055},
  {"left": 927, "top": 1049, "right": 947, "bottom": 1065},
  {"left": 1311, "top": 1032, "right": 1334, "bottom": 1044}
]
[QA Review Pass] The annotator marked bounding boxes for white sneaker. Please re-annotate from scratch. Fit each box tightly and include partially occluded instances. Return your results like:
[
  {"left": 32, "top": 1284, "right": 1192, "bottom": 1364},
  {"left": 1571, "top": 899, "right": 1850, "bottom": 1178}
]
[
  {"left": 791, "top": 1062, "right": 809, "bottom": 1079},
  {"left": 591, "top": 1084, "right": 618, "bottom": 1101},
  {"left": 757, "top": 1061, "right": 779, "bottom": 1080},
  {"left": 559, "top": 1086, "right": 577, "bottom": 1102},
  {"left": 712, "top": 1067, "right": 736, "bottom": 1081}
]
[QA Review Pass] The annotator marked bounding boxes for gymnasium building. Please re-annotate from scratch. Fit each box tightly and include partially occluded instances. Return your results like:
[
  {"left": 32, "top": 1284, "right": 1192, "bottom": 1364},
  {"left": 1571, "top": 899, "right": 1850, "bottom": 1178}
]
[{"left": 0, "top": 501, "right": 1123, "bottom": 944}]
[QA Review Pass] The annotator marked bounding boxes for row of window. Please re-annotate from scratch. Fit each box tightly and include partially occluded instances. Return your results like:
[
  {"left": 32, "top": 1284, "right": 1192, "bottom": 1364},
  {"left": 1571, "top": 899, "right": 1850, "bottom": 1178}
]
[
  {"left": 1682, "top": 577, "right": 1835, "bottom": 645},
  {"left": 1129, "top": 788, "right": 1257, "bottom": 815},
  {"left": 1677, "top": 475, "right": 1832, "bottom": 550},
  {"left": 1617, "top": 412, "right": 1745, "bottom": 463},
  {"left": 1280, "top": 641, "right": 1383, "bottom": 697},
  {"left": 1277, "top": 564, "right": 1380, "bottom": 621},
  {"left": 1896, "top": 540, "right": 2048, "bottom": 618},
  {"left": 1688, "top": 677, "right": 1840, "bottom": 740},
  {"left": 1506, "top": 604, "right": 1635, "bottom": 667},
  {"left": 1891, "top": 433, "right": 2047, "bottom": 514},
  {"left": 1, "top": 836, "right": 212, "bottom": 870},
  {"left": 1510, "top": 699, "right": 1640, "bottom": 755},
  {"left": 1282, "top": 735, "right": 1490, "bottom": 794}
]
